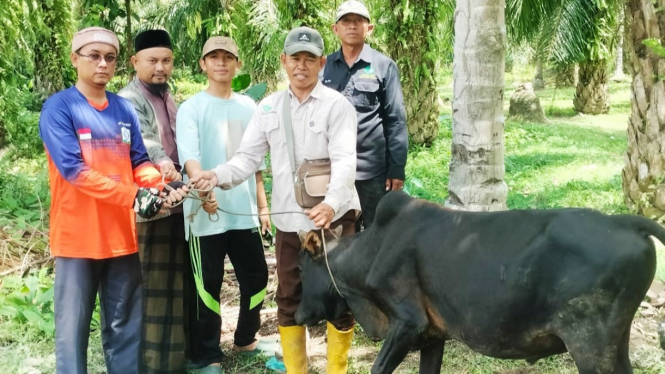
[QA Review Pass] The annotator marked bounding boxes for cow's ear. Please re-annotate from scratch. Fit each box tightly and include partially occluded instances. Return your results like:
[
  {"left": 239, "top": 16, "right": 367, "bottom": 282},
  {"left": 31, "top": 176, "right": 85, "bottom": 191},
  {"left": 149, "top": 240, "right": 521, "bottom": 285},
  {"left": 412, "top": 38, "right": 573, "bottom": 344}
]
[
  {"left": 302, "top": 231, "right": 323, "bottom": 258},
  {"left": 298, "top": 230, "right": 309, "bottom": 246}
]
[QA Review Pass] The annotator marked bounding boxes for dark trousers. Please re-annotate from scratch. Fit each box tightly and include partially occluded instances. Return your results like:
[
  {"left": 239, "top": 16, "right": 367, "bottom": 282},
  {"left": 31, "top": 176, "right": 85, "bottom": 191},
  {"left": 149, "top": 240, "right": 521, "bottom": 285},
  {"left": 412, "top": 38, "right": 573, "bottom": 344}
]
[
  {"left": 54, "top": 253, "right": 142, "bottom": 374},
  {"left": 137, "top": 214, "right": 188, "bottom": 374},
  {"left": 355, "top": 174, "right": 387, "bottom": 231},
  {"left": 187, "top": 229, "right": 268, "bottom": 366},
  {"left": 275, "top": 210, "right": 356, "bottom": 328}
]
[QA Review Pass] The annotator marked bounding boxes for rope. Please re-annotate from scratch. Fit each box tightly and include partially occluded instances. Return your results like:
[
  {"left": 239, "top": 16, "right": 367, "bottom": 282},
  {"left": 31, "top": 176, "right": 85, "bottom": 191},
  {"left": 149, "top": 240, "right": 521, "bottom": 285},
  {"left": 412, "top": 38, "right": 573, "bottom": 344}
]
[
  {"left": 321, "top": 228, "right": 342, "bottom": 297},
  {"left": 159, "top": 178, "right": 343, "bottom": 297}
]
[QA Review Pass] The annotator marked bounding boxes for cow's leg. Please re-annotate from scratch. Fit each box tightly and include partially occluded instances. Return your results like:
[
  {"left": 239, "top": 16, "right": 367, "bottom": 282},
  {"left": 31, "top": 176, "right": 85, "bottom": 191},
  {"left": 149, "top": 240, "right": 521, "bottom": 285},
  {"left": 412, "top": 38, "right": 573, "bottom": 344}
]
[
  {"left": 419, "top": 340, "right": 445, "bottom": 374},
  {"left": 560, "top": 329, "right": 622, "bottom": 374},
  {"left": 612, "top": 327, "right": 632, "bottom": 374},
  {"left": 370, "top": 318, "right": 425, "bottom": 374}
]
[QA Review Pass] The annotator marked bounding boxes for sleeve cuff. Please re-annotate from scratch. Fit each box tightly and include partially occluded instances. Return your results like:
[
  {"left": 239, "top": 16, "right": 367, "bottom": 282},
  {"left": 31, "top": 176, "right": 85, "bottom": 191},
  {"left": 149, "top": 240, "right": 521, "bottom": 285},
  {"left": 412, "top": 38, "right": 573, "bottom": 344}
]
[
  {"left": 156, "top": 159, "right": 171, "bottom": 169},
  {"left": 386, "top": 165, "right": 405, "bottom": 181},
  {"left": 322, "top": 196, "right": 340, "bottom": 215},
  {"left": 213, "top": 165, "right": 232, "bottom": 190}
]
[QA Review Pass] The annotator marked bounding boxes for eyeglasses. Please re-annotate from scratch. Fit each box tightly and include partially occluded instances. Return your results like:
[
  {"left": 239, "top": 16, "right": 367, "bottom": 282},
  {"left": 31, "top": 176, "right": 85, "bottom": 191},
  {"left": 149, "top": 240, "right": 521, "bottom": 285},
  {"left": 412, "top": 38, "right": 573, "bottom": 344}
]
[{"left": 76, "top": 52, "right": 117, "bottom": 64}]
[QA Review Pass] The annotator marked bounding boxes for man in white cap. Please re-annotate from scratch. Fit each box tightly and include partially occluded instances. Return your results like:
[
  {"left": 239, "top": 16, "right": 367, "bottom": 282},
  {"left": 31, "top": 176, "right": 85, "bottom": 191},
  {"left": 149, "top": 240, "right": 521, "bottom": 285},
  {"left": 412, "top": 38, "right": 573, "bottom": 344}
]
[
  {"left": 38, "top": 26, "right": 187, "bottom": 374},
  {"left": 189, "top": 27, "right": 360, "bottom": 374},
  {"left": 323, "top": 0, "right": 408, "bottom": 232}
]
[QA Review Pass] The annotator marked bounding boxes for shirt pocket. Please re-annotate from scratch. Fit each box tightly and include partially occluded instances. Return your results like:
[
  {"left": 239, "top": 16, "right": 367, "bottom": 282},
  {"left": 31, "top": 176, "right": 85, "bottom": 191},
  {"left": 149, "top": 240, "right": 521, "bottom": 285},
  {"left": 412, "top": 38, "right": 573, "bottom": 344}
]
[
  {"left": 260, "top": 113, "right": 281, "bottom": 143},
  {"left": 305, "top": 120, "right": 328, "bottom": 159},
  {"left": 353, "top": 81, "right": 380, "bottom": 109}
]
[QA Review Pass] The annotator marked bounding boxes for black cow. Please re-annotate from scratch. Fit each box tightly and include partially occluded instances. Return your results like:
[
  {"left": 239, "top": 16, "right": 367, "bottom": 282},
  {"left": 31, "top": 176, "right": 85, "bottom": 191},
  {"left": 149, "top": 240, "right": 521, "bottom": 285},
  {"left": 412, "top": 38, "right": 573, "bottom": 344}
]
[{"left": 295, "top": 191, "right": 664, "bottom": 374}]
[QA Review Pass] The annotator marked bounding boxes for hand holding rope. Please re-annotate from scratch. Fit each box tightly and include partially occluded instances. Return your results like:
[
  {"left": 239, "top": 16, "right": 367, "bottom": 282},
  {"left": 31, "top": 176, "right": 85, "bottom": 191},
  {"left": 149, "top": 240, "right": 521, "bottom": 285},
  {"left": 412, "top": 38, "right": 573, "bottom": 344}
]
[{"left": 158, "top": 177, "right": 343, "bottom": 296}]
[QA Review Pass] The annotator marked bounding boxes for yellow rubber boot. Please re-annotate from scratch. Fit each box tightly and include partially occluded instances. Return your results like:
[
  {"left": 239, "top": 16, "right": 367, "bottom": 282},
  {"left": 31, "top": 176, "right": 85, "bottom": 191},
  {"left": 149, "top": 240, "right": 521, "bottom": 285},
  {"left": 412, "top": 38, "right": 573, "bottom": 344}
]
[
  {"left": 278, "top": 325, "right": 307, "bottom": 374},
  {"left": 326, "top": 322, "right": 354, "bottom": 374}
]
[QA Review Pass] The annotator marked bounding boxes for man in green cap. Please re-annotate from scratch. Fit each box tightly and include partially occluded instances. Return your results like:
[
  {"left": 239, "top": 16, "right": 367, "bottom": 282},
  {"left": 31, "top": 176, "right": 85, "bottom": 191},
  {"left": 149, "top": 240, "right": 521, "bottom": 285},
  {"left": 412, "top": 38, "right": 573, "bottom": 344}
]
[{"left": 188, "top": 26, "right": 360, "bottom": 374}]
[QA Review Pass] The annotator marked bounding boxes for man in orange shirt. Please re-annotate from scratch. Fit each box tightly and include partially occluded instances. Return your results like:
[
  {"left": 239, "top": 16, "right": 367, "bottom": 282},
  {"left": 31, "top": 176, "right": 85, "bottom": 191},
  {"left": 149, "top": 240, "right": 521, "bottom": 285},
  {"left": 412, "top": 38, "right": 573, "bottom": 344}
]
[{"left": 38, "top": 27, "right": 189, "bottom": 374}]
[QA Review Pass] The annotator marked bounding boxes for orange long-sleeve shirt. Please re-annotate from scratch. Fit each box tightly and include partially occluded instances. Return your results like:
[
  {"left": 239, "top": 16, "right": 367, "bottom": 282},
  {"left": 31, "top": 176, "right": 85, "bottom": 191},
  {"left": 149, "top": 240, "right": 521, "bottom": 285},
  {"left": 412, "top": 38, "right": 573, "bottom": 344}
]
[{"left": 39, "top": 87, "right": 162, "bottom": 259}]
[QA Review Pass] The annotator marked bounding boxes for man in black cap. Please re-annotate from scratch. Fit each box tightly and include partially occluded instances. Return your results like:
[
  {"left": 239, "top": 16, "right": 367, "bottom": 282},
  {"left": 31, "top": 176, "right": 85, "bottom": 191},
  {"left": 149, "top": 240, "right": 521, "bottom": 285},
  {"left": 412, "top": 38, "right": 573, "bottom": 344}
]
[{"left": 119, "top": 29, "right": 189, "bottom": 374}]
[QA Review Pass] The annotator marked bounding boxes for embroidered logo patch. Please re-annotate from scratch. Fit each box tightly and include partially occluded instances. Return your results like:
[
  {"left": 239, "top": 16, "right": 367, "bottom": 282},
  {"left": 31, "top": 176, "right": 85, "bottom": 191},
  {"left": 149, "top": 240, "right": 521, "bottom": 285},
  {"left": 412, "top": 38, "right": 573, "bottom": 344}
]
[
  {"left": 121, "top": 127, "right": 131, "bottom": 144},
  {"left": 263, "top": 104, "right": 273, "bottom": 112},
  {"left": 359, "top": 65, "right": 377, "bottom": 80},
  {"left": 299, "top": 33, "right": 311, "bottom": 42}
]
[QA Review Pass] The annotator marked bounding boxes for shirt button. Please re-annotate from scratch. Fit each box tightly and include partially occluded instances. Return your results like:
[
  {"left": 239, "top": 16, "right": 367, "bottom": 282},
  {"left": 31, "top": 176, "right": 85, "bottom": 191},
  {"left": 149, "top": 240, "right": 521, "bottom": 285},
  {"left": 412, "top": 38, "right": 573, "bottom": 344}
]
[{"left": 347, "top": 72, "right": 350, "bottom": 75}]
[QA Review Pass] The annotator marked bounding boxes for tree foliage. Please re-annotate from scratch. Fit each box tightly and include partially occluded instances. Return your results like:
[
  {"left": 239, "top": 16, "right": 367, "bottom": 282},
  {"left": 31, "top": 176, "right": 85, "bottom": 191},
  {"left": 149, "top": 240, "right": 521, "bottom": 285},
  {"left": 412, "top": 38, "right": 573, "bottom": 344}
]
[
  {"left": 369, "top": 0, "right": 449, "bottom": 144},
  {"left": 234, "top": 0, "right": 336, "bottom": 90},
  {"left": 0, "top": 0, "right": 74, "bottom": 150},
  {"left": 507, "top": 0, "right": 621, "bottom": 66},
  {"left": 143, "top": 0, "right": 235, "bottom": 71},
  {"left": 507, "top": 0, "right": 621, "bottom": 113}
]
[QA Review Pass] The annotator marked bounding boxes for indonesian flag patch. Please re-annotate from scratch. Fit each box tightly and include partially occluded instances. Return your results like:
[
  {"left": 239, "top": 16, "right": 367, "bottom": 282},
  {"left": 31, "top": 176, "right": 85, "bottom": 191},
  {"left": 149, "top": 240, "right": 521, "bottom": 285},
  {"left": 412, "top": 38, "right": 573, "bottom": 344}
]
[{"left": 78, "top": 128, "right": 92, "bottom": 140}]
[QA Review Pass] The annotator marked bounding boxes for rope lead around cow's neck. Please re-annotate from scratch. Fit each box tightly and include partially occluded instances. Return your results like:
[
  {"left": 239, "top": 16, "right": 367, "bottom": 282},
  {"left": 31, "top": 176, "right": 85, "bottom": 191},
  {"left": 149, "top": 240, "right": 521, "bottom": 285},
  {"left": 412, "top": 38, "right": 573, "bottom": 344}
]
[{"left": 321, "top": 227, "right": 342, "bottom": 297}]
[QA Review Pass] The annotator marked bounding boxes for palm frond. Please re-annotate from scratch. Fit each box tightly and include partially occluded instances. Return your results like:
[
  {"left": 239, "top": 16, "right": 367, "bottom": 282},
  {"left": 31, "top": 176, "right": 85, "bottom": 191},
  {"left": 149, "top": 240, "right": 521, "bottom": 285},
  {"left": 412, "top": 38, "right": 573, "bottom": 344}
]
[
  {"left": 142, "top": 0, "right": 231, "bottom": 70},
  {"left": 234, "top": 0, "right": 285, "bottom": 87},
  {"left": 511, "top": 0, "right": 622, "bottom": 65},
  {"left": 506, "top": 0, "right": 561, "bottom": 43}
]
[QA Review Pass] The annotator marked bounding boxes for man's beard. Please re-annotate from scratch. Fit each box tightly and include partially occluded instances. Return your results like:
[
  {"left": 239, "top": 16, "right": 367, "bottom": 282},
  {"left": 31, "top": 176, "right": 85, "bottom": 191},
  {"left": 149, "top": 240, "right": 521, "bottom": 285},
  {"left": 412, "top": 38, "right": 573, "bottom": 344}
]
[{"left": 146, "top": 82, "right": 169, "bottom": 96}]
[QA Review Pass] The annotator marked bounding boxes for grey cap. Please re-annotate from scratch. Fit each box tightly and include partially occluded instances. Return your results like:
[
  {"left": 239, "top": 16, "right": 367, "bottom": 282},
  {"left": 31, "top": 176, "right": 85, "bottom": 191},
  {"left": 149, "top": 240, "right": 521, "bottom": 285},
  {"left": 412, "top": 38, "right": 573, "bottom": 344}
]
[
  {"left": 336, "top": 0, "right": 370, "bottom": 22},
  {"left": 283, "top": 26, "right": 324, "bottom": 56}
]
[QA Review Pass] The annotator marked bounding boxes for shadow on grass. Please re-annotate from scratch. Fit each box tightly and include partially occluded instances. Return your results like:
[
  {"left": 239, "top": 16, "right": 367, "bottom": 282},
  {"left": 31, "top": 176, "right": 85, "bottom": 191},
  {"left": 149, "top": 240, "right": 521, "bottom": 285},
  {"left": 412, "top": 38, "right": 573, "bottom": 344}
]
[
  {"left": 505, "top": 120, "right": 626, "bottom": 154},
  {"left": 505, "top": 152, "right": 579, "bottom": 176},
  {"left": 507, "top": 174, "right": 627, "bottom": 213}
]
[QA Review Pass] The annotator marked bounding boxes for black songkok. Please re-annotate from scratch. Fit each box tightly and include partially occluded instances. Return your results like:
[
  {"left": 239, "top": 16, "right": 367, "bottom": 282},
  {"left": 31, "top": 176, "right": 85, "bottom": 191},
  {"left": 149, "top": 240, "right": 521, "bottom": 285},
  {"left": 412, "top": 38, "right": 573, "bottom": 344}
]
[{"left": 134, "top": 30, "right": 172, "bottom": 53}]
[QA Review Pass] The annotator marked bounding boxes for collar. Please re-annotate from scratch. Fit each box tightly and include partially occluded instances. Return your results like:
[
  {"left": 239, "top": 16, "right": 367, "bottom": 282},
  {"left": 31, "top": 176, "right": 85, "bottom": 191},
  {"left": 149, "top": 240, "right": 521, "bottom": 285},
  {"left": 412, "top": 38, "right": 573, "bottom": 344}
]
[
  {"left": 288, "top": 81, "right": 325, "bottom": 104},
  {"left": 332, "top": 43, "right": 373, "bottom": 65},
  {"left": 135, "top": 77, "right": 170, "bottom": 98}
]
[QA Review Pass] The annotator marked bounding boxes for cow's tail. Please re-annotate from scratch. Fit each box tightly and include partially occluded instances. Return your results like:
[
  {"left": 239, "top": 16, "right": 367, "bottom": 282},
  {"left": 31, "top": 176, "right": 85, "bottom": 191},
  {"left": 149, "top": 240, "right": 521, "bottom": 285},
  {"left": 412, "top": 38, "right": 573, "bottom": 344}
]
[{"left": 614, "top": 214, "right": 665, "bottom": 247}]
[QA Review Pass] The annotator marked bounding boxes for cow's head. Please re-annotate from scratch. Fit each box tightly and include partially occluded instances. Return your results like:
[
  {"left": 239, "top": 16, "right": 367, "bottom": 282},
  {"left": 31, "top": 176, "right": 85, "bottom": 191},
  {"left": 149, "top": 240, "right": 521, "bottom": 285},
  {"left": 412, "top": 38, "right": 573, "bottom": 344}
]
[{"left": 295, "top": 227, "right": 350, "bottom": 326}]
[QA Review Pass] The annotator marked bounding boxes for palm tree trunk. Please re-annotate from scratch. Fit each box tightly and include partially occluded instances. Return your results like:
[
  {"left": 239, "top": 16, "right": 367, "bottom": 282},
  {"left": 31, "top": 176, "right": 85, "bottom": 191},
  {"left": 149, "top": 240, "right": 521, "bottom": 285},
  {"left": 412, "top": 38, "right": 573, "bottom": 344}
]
[
  {"left": 573, "top": 60, "right": 610, "bottom": 114},
  {"left": 622, "top": 0, "right": 665, "bottom": 218},
  {"left": 533, "top": 59, "right": 545, "bottom": 90},
  {"left": 612, "top": 7, "right": 625, "bottom": 80},
  {"left": 555, "top": 64, "right": 577, "bottom": 88},
  {"left": 623, "top": 2, "right": 634, "bottom": 76},
  {"left": 383, "top": 0, "right": 440, "bottom": 145},
  {"left": 125, "top": 0, "right": 132, "bottom": 65},
  {"left": 447, "top": 0, "right": 508, "bottom": 212}
]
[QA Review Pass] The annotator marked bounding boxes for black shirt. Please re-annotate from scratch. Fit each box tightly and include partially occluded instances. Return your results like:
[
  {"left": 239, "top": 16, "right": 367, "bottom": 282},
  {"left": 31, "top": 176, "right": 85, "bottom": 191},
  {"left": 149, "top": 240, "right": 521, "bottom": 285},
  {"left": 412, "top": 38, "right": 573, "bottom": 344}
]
[{"left": 321, "top": 44, "right": 407, "bottom": 181}]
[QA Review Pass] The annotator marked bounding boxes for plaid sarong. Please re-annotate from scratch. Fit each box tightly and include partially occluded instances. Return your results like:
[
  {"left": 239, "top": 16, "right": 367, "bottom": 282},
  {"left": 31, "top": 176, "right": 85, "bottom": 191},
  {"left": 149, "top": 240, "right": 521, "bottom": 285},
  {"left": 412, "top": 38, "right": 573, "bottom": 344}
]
[{"left": 137, "top": 213, "right": 188, "bottom": 374}]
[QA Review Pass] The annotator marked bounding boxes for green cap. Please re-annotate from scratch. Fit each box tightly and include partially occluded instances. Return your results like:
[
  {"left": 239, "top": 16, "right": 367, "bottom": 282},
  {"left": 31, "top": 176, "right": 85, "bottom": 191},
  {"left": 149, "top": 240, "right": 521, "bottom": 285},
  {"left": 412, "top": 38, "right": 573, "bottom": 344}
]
[{"left": 283, "top": 26, "right": 324, "bottom": 56}]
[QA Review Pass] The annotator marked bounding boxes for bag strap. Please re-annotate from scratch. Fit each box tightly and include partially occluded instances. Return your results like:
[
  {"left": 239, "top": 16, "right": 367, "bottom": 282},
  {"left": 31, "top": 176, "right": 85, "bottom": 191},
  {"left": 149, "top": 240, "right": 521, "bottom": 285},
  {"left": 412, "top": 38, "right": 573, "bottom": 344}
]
[{"left": 281, "top": 91, "right": 297, "bottom": 178}]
